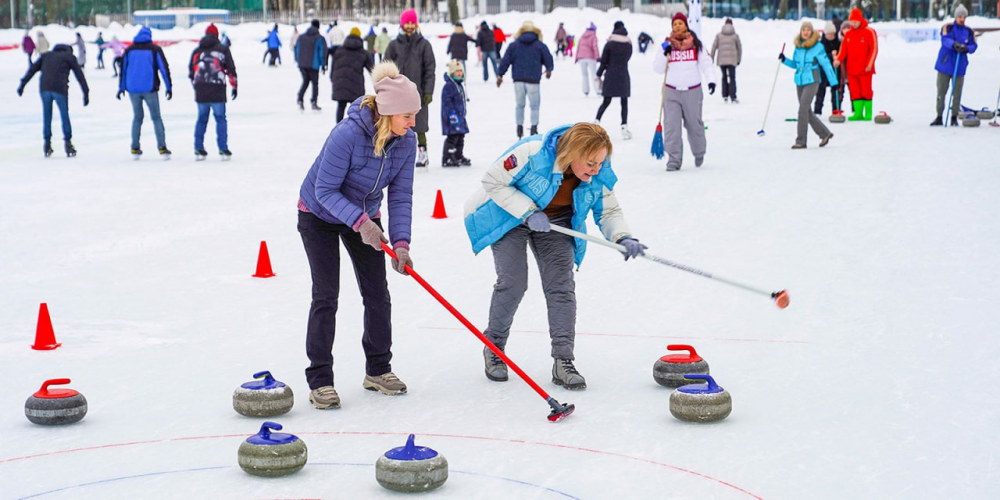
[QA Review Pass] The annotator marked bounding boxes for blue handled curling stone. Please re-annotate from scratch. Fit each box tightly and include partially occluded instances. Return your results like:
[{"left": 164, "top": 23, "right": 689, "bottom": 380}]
[
  {"left": 653, "top": 345, "right": 709, "bottom": 388},
  {"left": 237, "top": 421, "right": 308, "bottom": 477},
  {"left": 375, "top": 434, "right": 448, "bottom": 492},
  {"left": 669, "top": 374, "right": 732, "bottom": 423},
  {"left": 25, "top": 379, "right": 88, "bottom": 425},
  {"left": 233, "top": 370, "right": 294, "bottom": 417}
]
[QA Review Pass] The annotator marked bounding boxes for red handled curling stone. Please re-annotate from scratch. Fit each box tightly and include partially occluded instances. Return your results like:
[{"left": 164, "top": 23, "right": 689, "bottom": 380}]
[
  {"left": 237, "top": 421, "right": 308, "bottom": 477},
  {"left": 669, "top": 374, "right": 732, "bottom": 423},
  {"left": 376, "top": 434, "right": 448, "bottom": 492},
  {"left": 233, "top": 370, "right": 294, "bottom": 417},
  {"left": 25, "top": 379, "right": 88, "bottom": 425},
  {"left": 653, "top": 345, "right": 710, "bottom": 388}
]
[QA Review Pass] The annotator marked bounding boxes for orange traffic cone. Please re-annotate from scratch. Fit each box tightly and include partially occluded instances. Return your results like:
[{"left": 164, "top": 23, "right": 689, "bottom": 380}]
[
  {"left": 432, "top": 190, "right": 448, "bottom": 219},
  {"left": 252, "top": 241, "right": 276, "bottom": 278},
  {"left": 31, "top": 303, "right": 61, "bottom": 350}
]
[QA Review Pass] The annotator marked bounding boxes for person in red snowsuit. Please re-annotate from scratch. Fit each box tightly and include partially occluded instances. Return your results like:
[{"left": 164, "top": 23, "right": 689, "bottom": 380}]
[{"left": 833, "top": 8, "right": 878, "bottom": 121}]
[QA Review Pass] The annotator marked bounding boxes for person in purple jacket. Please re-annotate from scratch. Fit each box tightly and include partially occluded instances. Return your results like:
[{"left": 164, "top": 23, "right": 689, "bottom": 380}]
[{"left": 297, "top": 61, "right": 421, "bottom": 410}]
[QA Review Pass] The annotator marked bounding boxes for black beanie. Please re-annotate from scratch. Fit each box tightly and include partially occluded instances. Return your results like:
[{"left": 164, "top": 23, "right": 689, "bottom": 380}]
[{"left": 311, "top": 19, "right": 320, "bottom": 29}]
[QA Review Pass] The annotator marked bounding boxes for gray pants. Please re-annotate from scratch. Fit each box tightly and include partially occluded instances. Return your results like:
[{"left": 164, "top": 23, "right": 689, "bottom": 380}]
[
  {"left": 936, "top": 71, "right": 964, "bottom": 119},
  {"left": 485, "top": 211, "right": 576, "bottom": 360},
  {"left": 663, "top": 86, "right": 706, "bottom": 168},
  {"left": 795, "top": 71, "right": 830, "bottom": 146},
  {"left": 514, "top": 81, "right": 541, "bottom": 127}
]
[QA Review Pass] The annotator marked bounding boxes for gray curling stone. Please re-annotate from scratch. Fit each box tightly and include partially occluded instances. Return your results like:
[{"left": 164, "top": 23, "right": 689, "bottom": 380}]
[
  {"left": 653, "top": 345, "right": 709, "bottom": 388},
  {"left": 829, "top": 112, "right": 846, "bottom": 123},
  {"left": 233, "top": 370, "right": 294, "bottom": 417},
  {"left": 976, "top": 110, "right": 995, "bottom": 120},
  {"left": 874, "top": 112, "right": 892, "bottom": 124},
  {"left": 237, "top": 421, "right": 307, "bottom": 477},
  {"left": 376, "top": 434, "right": 448, "bottom": 493},
  {"left": 962, "top": 116, "right": 981, "bottom": 127},
  {"left": 669, "top": 374, "right": 732, "bottom": 423},
  {"left": 25, "top": 378, "right": 88, "bottom": 425}
]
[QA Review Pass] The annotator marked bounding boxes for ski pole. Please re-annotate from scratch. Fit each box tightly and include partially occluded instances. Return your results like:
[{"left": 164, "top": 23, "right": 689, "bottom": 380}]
[
  {"left": 547, "top": 225, "right": 790, "bottom": 309},
  {"left": 758, "top": 43, "right": 786, "bottom": 137},
  {"left": 945, "top": 52, "right": 962, "bottom": 128},
  {"left": 991, "top": 80, "right": 1000, "bottom": 127},
  {"left": 380, "top": 242, "right": 575, "bottom": 422}
]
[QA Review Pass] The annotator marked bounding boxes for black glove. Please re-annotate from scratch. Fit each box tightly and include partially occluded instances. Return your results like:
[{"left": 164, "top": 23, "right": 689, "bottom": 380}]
[
  {"left": 231, "top": 88, "right": 238, "bottom": 100},
  {"left": 778, "top": 53, "right": 786, "bottom": 62},
  {"left": 545, "top": 70, "right": 551, "bottom": 79},
  {"left": 422, "top": 93, "right": 433, "bottom": 106},
  {"left": 17, "top": 85, "right": 24, "bottom": 96},
  {"left": 165, "top": 89, "right": 172, "bottom": 100},
  {"left": 496, "top": 76, "right": 503, "bottom": 87},
  {"left": 83, "top": 94, "right": 89, "bottom": 106},
  {"left": 321, "top": 66, "right": 327, "bottom": 74},
  {"left": 116, "top": 90, "right": 123, "bottom": 100},
  {"left": 956, "top": 43, "right": 968, "bottom": 53},
  {"left": 708, "top": 83, "right": 716, "bottom": 95},
  {"left": 662, "top": 42, "right": 672, "bottom": 56}
]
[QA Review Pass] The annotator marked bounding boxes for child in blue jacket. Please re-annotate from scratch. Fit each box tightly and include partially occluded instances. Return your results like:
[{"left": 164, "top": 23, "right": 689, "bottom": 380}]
[
  {"left": 441, "top": 60, "right": 470, "bottom": 167},
  {"left": 779, "top": 21, "right": 837, "bottom": 149}
]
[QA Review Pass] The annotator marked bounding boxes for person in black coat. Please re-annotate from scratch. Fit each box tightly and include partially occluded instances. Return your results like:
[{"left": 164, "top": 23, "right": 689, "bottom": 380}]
[
  {"left": 17, "top": 44, "right": 90, "bottom": 157},
  {"left": 331, "top": 28, "right": 374, "bottom": 123},
  {"left": 446, "top": 24, "right": 476, "bottom": 74},
  {"left": 595, "top": 21, "right": 633, "bottom": 140},
  {"left": 497, "top": 21, "right": 554, "bottom": 138},
  {"left": 295, "top": 20, "right": 328, "bottom": 110},
  {"left": 814, "top": 20, "right": 842, "bottom": 115},
  {"left": 383, "top": 9, "right": 436, "bottom": 167},
  {"left": 476, "top": 20, "right": 499, "bottom": 81},
  {"left": 189, "top": 24, "right": 237, "bottom": 159}
]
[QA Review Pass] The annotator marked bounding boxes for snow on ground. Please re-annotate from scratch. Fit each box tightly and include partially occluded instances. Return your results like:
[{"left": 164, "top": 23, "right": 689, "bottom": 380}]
[{"left": 2, "top": 8, "right": 1000, "bottom": 499}]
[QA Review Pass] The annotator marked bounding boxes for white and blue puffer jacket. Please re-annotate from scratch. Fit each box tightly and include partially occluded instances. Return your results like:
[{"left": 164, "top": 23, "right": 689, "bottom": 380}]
[{"left": 464, "top": 125, "right": 632, "bottom": 267}]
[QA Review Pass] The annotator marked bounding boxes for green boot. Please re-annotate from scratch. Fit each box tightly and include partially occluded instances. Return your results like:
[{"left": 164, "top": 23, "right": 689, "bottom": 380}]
[
  {"left": 847, "top": 100, "right": 864, "bottom": 121},
  {"left": 861, "top": 100, "right": 873, "bottom": 121}
]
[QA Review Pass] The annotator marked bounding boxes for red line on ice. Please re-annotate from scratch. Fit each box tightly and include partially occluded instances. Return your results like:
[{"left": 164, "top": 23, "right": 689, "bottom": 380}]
[{"left": 420, "top": 325, "right": 809, "bottom": 344}]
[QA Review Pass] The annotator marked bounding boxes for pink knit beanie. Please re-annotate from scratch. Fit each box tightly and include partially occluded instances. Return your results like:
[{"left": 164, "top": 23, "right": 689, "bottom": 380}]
[
  {"left": 372, "top": 61, "right": 421, "bottom": 115},
  {"left": 400, "top": 9, "right": 418, "bottom": 26}
]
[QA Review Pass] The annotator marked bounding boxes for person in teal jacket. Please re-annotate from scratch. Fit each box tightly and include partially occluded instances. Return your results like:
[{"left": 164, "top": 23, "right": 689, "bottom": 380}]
[
  {"left": 779, "top": 21, "right": 838, "bottom": 149},
  {"left": 463, "top": 122, "right": 646, "bottom": 390}
]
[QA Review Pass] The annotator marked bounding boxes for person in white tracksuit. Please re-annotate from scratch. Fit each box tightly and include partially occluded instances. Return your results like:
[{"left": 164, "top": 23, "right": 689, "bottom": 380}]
[
  {"left": 654, "top": 11, "right": 716, "bottom": 171},
  {"left": 575, "top": 23, "right": 600, "bottom": 96}
]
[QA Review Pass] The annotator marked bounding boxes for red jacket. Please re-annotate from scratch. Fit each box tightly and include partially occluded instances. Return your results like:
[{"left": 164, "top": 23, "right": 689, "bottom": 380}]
[
  {"left": 837, "top": 9, "right": 878, "bottom": 75},
  {"left": 494, "top": 28, "right": 506, "bottom": 44}
]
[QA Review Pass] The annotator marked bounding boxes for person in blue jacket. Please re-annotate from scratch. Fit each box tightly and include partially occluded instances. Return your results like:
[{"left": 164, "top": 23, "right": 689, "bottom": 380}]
[
  {"left": 262, "top": 24, "right": 281, "bottom": 66},
  {"left": 497, "top": 20, "right": 554, "bottom": 139},
  {"left": 118, "top": 26, "right": 173, "bottom": 159},
  {"left": 463, "top": 122, "right": 646, "bottom": 390},
  {"left": 931, "top": 4, "right": 977, "bottom": 126},
  {"left": 296, "top": 61, "right": 421, "bottom": 410},
  {"left": 441, "top": 60, "right": 470, "bottom": 167},
  {"left": 779, "top": 21, "right": 837, "bottom": 149}
]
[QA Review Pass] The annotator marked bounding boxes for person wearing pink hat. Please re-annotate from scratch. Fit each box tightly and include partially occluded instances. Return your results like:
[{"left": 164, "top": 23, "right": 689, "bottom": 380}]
[
  {"left": 383, "top": 8, "right": 436, "bottom": 168},
  {"left": 297, "top": 61, "right": 422, "bottom": 410}
]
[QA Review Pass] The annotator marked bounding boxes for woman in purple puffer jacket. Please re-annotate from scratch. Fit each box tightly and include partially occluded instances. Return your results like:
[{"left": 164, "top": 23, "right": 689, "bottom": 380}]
[{"left": 297, "top": 61, "right": 421, "bottom": 410}]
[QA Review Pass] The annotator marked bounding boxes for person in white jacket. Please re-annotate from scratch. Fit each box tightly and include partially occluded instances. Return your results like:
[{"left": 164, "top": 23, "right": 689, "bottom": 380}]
[{"left": 654, "top": 12, "right": 716, "bottom": 171}]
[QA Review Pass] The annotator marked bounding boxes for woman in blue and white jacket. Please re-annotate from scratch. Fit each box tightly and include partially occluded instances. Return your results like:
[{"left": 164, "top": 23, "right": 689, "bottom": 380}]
[
  {"left": 464, "top": 123, "right": 646, "bottom": 390},
  {"left": 297, "top": 61, "right": 420, "bottom": 410},
  {"left": 779, "top": 21, "right": 838, "bottom": 149}
]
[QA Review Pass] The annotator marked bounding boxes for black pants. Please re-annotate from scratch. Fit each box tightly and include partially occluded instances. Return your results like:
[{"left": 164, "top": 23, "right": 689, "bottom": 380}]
[
  {"left": 298, "top": 68, "right": 320, "bottom": 104},
  {"left": 335, "top": 100, "right": 350, "bottom": 122},
  {"left": 443, "top": 133, "right": 465, "bottom": 162},
  {"left": 267, "top": 48, "right": 280, "bottom": 66},
  {"left": 596, "top": 96, "right": 628, "bottom": 124},
  {"left": 814, "top": 71, "right": 834, "bottom": 114},
  {"left": 113, "top": 56, "right": 123, "bottom": 76},
  {"left": 720, "top": 65, "right": 737, "bottom": 99},
  {"left": 298, "top": 211, "right": 393, "bottom": 389}
]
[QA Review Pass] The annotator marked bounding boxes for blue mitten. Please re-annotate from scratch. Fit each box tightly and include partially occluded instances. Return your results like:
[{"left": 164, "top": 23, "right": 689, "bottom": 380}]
[
  {"left": 617, "top": 238, "right": 647, "bottom": 261},
  {"left": 525, "top": 211, "right": 551, "bottom": 232},
  {"left": 449, "top": 113, "right": 459, "bottom": 125}
]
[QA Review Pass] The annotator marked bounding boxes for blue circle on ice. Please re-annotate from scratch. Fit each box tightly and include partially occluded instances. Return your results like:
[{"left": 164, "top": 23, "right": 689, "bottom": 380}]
[
  {"left": 677, "top": 374, "right": 725, "bottom": 395},
  {"left": 240, "top": 371, "right": 287, "bottom": 391},
  {"left": 246, "top": 422, "right": 299, "bottom": 445},
  {"left": 384, "top": 434, "right": 439, "bottom": 460}
]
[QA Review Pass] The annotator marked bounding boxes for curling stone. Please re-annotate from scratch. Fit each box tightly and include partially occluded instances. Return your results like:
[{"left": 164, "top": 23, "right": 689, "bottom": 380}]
[
  {"left": 375, "top": 434, "right": 448, "bottom": 493},
  {"left": 873, "top": 112, "right": 892, "bottom": 124},
  {"left": 25, "top": 379, "right": 88, "bottom": 425},
  {"left": 669, "top": 374, "right": 732, "bottom": 423},
  {"left": 233, "top": 370, "right": 294, "bottom": 417},
  {"left": 653, "top": 345, "right": 709, "bottom": 388},
  {"left": 829, "top": 111, "right": 846, "bottom": 123},
  {"left": 976, "top": 110, "right": 995, "bottom": 120},
  {"left": 962, "top": 115, "right": 981, "bottom": 127},
  {"left": 237, "top": 421, "right": 307, "bottom": 477}
]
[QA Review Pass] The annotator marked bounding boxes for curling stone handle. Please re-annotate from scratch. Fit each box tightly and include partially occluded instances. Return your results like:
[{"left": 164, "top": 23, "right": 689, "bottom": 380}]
[
  {"left": 39, "top": 379, "right": 72, "bottom": 394},
  {"left": 259, "top": 421, "right": 283, "bottom": 439},
  {"left": 667, "top": 345, "right": 698, "bottom": 357},
  {"left": 252, "top": 371, "right": 275, "bottom": 383},
  {"left": 683, "top": 374, "right": 719, "bottom": 391}
]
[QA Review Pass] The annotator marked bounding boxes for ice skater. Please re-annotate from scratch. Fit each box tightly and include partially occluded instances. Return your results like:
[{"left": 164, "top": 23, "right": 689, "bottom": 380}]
[
  {"left": 710, "top": 18, "right": 741, "bottom": 103},
  {"left": 441, "top": 60, "right": 470, "bottom": 167},
  {"left": 189, "top": 24, "right": 237, "bottom": 161},
  {"left": 118, "top": 26, "right": 173, "bottom": 159},
  {"left": 595, "top": 21, "right": 632, "bottom": 140},
  {"left": 295, "top": 20, "right": 327, "bottom": 111},
  {"left": 17, "top": 42, "right": 90, "bottom": 157},
  {"left": 575, "top": 22, "right": 600, "bottom": 97},
  {"left": 497, "top": 21, "right": 554, "bottom": 139},
  {"left": 330, "top": 27, "right": 374, "bottom": 123},
  {"left": 262, "top": 24, "right": 281, "bottom": 66}
]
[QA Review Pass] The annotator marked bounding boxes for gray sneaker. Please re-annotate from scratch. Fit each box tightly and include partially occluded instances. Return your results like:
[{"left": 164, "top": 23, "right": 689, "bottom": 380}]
[
  {"left": 695, "top": 156, "right": 704, "bottom": 167},
  {"left": 363, "top": 372, "right": 407, "bottom": 395},
  {"left": 552, "top": 358, "right": 587, "bottom": 390},
  {"left": 309, "top": 386, "right": 341, "bottom": 409},
  {"left": 484, "top": 346, "right": 509, "bottom": 382}
]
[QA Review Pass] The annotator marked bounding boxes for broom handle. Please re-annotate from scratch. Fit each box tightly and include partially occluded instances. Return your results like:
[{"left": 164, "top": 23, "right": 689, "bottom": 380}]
[
  {"left": 761, "top": 43, "right": 786, "bottom": 131},
  {"left": 657, "top": 48, "right": 669, "bottom": 124}
]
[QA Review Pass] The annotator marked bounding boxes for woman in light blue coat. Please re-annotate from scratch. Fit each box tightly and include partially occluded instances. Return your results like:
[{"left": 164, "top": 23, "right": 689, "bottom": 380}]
[{"left": 779, "top": 21, "right": 838, "bottom": 149}]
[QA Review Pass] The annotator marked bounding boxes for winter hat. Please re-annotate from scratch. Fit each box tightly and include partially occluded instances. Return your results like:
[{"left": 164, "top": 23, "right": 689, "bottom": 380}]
[
  {"left": 825, "top": 21, "right": 836, "bottom": 34},
  {"left": 350, "top": 26, "right": 361, "bottom": 37},
  {"left": 800, "top": 20, "right": 814, "bottom": 31},
  {"left": 446, "top": 59, "right": 463, "bottom": 76},
  {"left": 954, "top": 4, "right": 968, "bottom": 17},
  {"left": 587, "top": 22, "right": 596, "bottom": 31},
  {"left": 400, "top": 9, "right": 418, "bottom": 26},
  {"left": 725, "top": 18, "right": 733, "bottom": 24},
  {"left": 311, "top": 19, "right": 320, "bottom": 29},
  {"left": 672, "top": 12, "right": 688, "bottom": 26},
  {"left": 848, "top": 8, "right": 864, "bottom": 23},
  {"left": 206, "top": 23, "right": 219, "bottom": 37},
  {"left": 372, "top": 61, "right": 421, "bottom": 116},
  {"left": 613, "top": 21, "right": 627, "bottom": 36}
]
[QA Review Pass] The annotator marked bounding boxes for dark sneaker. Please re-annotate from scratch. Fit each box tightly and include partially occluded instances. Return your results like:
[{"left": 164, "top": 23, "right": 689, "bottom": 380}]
[
  {"left": 791, "top": 143, "right": 807, "bottom": 149},
  {"left": 930, "top": 116, "right": 943, "bottom": 126},
  {"left": 195, "top": 149, "right": 208, "bottom": 161},
  {"left": 666, "top": 164, "right": 680, "bottom": 171},
  {"left": 517, "top": 125, "right": 523, "bottom": 139},
  {"left": 311, "top": 102, "right": 322, "bottom": 111},
  {"left": 363, "top": 372, "right": 407, "bottom": 395},
  {"left": 297, "top": 100, "right": 304, "bottom": 111},
  {"left": 552, "top": 358, "right": 586, "bottom": 390},
  {"left": 694, "top": 156, "right": 704, "bottom": 167},
  {"left": 949, "top": 115, "right": 958, "bottom": 127},
  {"left": 309, "top": 386, "right": 341, "bottom": 409},
  {"left": 483, "top": 346, "right": 508, "bottom": 382},
  {"left": 820, "top": 134, "right": 833, "bottom": 147}
]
